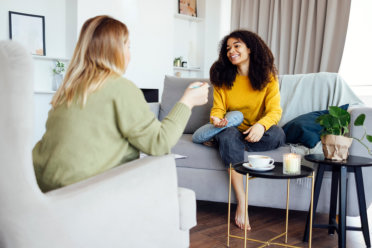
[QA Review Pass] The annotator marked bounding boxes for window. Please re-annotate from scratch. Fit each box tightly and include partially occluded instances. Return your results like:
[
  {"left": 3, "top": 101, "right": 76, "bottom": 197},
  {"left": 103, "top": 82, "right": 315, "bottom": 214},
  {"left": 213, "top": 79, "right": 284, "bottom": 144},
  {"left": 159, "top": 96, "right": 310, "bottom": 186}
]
[{"left": 339, "top": 0, "right": 372, "bottom": 87}]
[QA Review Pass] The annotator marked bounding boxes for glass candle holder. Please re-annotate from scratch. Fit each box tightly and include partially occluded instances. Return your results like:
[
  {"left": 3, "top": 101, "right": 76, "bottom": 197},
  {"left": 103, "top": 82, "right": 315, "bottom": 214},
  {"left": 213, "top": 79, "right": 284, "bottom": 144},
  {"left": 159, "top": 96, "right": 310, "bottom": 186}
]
[{"left": 283, "top": 153, "right": 301, "bottom": 175}]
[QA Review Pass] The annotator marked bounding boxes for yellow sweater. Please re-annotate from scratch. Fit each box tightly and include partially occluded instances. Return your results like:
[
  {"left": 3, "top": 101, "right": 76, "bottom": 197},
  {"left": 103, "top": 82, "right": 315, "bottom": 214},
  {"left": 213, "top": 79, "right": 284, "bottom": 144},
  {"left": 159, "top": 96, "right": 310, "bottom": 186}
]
[{"left": 210, "top": 74, "right": 282, "bottom": 132}]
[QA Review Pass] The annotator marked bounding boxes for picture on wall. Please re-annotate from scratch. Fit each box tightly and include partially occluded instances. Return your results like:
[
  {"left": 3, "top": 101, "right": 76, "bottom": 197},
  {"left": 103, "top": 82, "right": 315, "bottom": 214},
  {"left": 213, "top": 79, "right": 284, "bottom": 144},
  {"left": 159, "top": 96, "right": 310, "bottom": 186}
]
[
  {"left": 179, "top": 0, "right": 197, "bottom": 17},
  {"left": 9, "top": 11, "right": 46, "bottom": 56}
]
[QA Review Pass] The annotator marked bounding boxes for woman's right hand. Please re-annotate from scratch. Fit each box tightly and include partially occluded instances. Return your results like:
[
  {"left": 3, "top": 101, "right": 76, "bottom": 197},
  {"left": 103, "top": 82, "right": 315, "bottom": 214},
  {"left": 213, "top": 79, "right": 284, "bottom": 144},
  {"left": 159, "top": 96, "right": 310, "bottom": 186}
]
[
  {"left": 211, "top": 116, "right": 228, "bottom": 127},
  {"left": 179, "top": 82, "right": 209, "bottom": 109}
]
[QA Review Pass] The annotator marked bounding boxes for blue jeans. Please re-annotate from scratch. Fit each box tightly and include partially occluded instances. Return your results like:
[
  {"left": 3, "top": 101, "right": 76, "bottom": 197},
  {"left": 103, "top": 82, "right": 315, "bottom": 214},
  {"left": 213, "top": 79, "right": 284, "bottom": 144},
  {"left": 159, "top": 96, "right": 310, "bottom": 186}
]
[
  {"left": 192, "top": 111, "right": 244, "bottom": 143},
  {"left": 214, "top": 125, "right": 286, "bottom": 168}
]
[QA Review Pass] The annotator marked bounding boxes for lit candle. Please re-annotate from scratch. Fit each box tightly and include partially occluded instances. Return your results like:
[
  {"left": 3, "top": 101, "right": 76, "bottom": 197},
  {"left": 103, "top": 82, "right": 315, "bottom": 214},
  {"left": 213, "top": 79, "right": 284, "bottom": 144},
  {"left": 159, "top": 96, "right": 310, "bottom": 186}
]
[{"left": 283, "top": 153, "right": 301, "bottom": 175}]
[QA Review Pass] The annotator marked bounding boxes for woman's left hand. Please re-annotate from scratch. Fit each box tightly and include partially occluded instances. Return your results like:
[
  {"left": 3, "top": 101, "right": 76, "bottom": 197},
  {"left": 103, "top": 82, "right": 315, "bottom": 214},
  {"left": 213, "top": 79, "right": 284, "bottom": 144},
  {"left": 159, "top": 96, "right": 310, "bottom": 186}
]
[{"left": 243, "top": 123, "right": 265, "bottom": 143}]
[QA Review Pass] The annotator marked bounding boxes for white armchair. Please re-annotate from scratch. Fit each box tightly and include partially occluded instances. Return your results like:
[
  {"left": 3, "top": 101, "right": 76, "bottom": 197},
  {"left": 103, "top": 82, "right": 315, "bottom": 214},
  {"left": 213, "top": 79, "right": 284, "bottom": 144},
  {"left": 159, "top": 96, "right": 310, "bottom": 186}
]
[{"left": 0, "top": 40, "right": 196, "bottom": 248}]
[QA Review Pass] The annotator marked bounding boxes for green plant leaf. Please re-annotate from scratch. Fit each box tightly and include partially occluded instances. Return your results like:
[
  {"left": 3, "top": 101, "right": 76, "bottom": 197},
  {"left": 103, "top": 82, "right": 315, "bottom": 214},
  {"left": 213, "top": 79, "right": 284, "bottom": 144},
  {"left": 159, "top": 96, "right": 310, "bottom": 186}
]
[
  {"left": 342, "top": 126, "right": 349, "bottom": 135},
  {"left": 367, "top": 135, "right": 372, "bottom": 143},
  {"left": 354, "top": 114, "right": 366, "bottom": 126},
  {"left": 329, "top": 106, "right": 348, "bottom": 118},
  {"left": 339, "top": 114, "right": 350, "bottom": 127},
  {"left": 315, "top": 115, "right": 322, "bottom": 124}
]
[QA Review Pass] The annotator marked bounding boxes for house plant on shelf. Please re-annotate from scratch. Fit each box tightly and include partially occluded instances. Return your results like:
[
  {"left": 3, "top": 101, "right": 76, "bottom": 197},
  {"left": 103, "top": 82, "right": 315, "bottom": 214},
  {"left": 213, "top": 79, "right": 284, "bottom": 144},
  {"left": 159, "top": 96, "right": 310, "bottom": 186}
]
[
  {"left": 316, "top": 106, "right": 372, "bottom": 160},
  {"left": 52, "top": 60, "right": 65, "bottom": 91}
]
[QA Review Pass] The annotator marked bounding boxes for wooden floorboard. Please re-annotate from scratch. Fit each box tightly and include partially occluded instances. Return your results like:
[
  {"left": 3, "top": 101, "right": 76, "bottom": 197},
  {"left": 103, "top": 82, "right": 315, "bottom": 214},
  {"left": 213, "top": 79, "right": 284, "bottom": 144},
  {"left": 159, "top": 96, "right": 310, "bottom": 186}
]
[{"left": 190, "top": 201, "right": 351, "bottom": 248}]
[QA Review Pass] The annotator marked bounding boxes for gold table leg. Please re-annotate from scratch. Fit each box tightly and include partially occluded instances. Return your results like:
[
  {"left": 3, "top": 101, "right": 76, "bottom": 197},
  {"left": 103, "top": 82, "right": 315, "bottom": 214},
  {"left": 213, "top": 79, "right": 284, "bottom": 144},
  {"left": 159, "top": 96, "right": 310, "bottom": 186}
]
[
  {"left": 227, "top": 164, "right": 232, "bottom": 247},
  {"left": 244, "top": 172, "right": 249, "bottom": 248},
  {"left": 226, "top": 166, "right": 315, "bottom": 248}
]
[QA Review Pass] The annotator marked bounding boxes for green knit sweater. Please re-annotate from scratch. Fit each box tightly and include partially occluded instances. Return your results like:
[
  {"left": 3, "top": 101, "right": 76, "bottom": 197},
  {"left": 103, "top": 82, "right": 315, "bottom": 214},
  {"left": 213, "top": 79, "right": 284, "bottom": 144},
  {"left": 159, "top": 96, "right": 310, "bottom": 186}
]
[{"left": 33, "top": 76, "right": 191, "bottom": 192}]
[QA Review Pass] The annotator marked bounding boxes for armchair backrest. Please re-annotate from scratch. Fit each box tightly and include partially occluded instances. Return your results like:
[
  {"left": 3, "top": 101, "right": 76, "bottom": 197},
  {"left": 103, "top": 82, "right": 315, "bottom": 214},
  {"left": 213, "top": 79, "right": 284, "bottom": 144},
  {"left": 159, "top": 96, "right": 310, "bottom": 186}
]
[{"left": 0, "top": 41, "right": 43, "bottom": 216}]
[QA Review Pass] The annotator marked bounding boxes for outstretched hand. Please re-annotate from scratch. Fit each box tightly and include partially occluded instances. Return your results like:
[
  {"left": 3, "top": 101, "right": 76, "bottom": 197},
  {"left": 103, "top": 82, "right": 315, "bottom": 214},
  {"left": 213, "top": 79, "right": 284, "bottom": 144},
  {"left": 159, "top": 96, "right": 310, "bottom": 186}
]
[
  {"left": 243, "top": 123, "right": 265, "bottom": 142},
  {"left": 211, "top": 116, "right": 228, "bottom": 128},
  {"left": 179, "top": 82, "right": 209, "bottom": 109}
]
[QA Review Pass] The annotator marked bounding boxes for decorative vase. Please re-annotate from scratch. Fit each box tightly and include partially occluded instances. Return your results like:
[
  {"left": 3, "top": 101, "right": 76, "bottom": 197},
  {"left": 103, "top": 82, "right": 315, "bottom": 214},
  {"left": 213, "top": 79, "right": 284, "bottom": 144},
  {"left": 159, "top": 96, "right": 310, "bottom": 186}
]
[
  {"left": 52, "top": 74, "right": 63, "bottom": 91},
  {"left": 321, "top": 135, "right": 353, "bottom": 161}
]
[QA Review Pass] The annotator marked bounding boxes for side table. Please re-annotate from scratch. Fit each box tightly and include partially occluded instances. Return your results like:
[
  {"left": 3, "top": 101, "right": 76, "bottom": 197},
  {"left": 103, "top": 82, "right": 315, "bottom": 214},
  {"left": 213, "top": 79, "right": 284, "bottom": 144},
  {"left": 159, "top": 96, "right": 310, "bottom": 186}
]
[
  {"left": 303, "top": 154, "right": 372, "bottom": 248},
  {"left": 227, "top": 162, "right": 315, "bottom": 248}
]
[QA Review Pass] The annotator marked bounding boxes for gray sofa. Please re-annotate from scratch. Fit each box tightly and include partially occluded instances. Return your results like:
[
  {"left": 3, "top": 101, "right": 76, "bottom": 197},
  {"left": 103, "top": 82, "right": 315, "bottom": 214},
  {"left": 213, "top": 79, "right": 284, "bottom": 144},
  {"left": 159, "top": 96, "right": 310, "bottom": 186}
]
[{"left": 150, "top": 72, "right": 372, "bottom": 217}]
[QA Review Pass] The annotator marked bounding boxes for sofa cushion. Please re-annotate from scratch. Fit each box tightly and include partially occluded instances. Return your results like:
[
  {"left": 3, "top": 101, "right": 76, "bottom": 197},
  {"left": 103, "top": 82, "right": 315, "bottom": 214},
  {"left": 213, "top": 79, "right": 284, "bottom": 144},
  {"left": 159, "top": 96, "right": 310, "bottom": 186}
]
[
  {"left": 159, "top": 76, "right": 213, "bottom": 134},
  {"left": 282, "top": 104, "right": 349, "bottom": 148}
]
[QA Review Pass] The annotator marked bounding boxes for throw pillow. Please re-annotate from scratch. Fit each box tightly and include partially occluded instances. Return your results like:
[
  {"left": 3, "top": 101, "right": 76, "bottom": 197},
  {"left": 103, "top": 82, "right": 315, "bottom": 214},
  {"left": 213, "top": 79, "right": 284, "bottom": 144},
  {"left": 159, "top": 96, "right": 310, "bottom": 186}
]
[{"left": 282, "top": 104, "right": 349, "bottom": 148}]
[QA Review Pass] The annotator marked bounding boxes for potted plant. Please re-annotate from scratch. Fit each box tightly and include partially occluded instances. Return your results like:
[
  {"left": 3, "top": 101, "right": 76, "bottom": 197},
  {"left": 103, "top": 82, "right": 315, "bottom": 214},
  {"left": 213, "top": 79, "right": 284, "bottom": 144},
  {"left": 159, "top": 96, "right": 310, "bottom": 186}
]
[
  {"left": 52, "top": 60, "right": 65, "bottom": 91},
  {"left": 316, "top": 106, "right": 372, "bottom": 160},
  {"left": 173, "top": 57, "right": 182, "bottom": 67}
]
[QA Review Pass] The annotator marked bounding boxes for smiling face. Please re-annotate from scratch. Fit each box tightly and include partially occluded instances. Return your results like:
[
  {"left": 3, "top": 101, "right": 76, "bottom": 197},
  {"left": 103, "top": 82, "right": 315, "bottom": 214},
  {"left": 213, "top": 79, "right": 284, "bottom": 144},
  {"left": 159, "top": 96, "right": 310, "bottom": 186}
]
[{"left": 226, "top": 37, "right": 250, "bottom": 67}]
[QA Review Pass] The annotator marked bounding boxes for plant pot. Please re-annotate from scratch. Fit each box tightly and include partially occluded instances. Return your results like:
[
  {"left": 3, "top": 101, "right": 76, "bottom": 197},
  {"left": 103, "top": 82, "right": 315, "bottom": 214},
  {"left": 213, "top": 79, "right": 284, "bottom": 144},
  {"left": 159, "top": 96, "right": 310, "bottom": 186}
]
[
  {"left": 321, "top": 135, "right": 353, "bottom": 161},
  {"left": 53, "top": 74, "right": 63, "bottom": 91}
]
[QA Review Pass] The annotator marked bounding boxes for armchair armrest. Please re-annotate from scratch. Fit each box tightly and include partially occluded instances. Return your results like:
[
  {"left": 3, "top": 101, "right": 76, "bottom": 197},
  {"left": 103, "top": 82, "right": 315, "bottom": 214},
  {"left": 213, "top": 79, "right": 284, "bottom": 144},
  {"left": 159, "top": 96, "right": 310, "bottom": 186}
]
[
  {"left": 178, "top": 187, "right": 196, "bottom": 230},
  {"left": 44, "top": 155, "right": 188, "bottom": 247}
]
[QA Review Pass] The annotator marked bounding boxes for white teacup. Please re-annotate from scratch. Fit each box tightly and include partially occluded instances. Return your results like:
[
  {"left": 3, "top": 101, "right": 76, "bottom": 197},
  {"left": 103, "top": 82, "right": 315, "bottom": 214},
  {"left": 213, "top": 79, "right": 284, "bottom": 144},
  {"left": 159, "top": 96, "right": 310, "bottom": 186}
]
[{"left": 248, "top": 155, "right": 274, "bottom": 168}]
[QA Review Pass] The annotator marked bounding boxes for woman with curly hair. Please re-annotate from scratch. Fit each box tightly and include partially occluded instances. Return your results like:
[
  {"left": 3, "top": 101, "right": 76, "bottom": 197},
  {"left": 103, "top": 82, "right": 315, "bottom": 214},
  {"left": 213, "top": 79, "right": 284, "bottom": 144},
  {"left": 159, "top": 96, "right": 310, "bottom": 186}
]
[{"left": 193, "top": 30, "right": 285, "bottom": 230}]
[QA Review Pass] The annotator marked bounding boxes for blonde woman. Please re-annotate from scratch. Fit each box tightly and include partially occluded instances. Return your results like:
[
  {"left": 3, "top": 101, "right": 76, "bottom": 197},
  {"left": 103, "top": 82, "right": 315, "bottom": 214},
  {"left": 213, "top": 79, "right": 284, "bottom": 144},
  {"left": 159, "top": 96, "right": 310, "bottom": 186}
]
[{"left": 33, "top": 15, "right": 209, "bottom": 192}]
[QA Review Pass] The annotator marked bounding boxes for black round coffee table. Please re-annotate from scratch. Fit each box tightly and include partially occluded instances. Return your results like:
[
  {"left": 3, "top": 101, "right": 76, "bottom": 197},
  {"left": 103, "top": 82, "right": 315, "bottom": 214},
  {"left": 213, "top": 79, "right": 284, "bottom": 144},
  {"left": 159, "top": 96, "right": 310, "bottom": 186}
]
[
  {"left": 234, "top": 162, "right": 313, "bottom": 179},
  {"left": 227, "top": 161, "right": 315, "bottom": 248},
  {"left": 303, "top": 154, "right": 372, "bottom": 248}
]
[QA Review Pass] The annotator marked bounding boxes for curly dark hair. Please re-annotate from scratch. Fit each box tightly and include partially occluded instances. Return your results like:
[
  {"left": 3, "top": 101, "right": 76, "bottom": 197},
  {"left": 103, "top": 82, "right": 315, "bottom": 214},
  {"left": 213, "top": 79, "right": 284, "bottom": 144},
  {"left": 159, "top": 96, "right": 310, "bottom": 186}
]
[{"left": 210, "top": 30, "right": 277, "bottom": 90}]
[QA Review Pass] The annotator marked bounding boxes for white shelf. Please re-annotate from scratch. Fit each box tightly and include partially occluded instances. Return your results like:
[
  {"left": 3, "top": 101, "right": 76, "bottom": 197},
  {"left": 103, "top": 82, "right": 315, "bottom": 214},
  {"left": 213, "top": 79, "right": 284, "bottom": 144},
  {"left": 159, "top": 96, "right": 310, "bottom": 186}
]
[
  {"left": 32, "top": 55, "right": 69, "bottom": 62},
  {"left": 174, "top": 13, "right": 203, "bottom": 22},
  {"left": 34, "top": 90, "right": 56, "bottom": 94},
  {"left": 173, "top": 66, "right": 201, "bottom": 72}
]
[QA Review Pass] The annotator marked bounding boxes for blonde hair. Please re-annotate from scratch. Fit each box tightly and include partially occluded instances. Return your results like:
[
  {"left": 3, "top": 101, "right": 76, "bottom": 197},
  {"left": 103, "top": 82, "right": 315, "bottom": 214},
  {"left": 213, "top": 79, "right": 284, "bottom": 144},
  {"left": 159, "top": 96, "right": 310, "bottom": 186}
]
[{"left": 51, "top": 15, "right": 129, "bottom": 107}]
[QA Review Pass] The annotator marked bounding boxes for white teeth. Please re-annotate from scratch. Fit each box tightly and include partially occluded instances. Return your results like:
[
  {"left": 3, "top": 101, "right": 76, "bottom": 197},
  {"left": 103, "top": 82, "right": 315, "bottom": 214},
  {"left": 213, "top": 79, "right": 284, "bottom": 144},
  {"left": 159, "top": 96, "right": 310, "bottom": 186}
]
[{"left": 231, "top": 54, "right": 239, "bottom": 58}]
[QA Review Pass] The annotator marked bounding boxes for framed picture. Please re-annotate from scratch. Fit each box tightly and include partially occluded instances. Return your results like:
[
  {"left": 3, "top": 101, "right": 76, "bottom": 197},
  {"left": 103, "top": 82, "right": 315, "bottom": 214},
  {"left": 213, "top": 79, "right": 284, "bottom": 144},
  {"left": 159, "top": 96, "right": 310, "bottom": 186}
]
[
  {"left": 178, "top": 0, "right": 197, "bottom": 17},
  {"left": 9, "top": 11, "right": 46, "bottom": 56}
]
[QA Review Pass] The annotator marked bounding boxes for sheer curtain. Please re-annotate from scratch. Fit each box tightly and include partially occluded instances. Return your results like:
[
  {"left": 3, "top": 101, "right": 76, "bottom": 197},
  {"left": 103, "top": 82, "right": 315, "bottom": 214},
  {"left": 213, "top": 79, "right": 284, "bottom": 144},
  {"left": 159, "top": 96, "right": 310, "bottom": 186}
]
[{"left": 231, "top": 0, "right": 351, "bottom": 74}]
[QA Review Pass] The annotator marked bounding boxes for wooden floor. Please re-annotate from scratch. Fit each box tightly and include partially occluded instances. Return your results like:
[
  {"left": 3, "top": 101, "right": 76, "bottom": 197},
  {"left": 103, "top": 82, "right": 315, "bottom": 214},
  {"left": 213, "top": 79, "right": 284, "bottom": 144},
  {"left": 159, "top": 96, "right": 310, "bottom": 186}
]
[{"left": 190, "top": 201, "right": 368, "bottom": 248}]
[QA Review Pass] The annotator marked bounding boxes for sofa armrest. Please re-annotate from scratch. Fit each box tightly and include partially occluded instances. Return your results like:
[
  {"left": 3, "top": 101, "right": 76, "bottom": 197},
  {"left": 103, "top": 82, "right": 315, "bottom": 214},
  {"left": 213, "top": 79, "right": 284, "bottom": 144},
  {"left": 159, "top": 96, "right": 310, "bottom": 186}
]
[
  {"left": 349, "top": 106, "right": 372, "bottom": 157},
  {"left": 148, "top": 102, "right": 160, "bottom": 118},
  {"left": 44, "top": 155, "right": 188, "bottom": 247},
  {"left": 178, "top": 187, "right": 196, "bottom": 230},
  {"left": 347, "top": 106, "right": 372, "bottom": 215}
]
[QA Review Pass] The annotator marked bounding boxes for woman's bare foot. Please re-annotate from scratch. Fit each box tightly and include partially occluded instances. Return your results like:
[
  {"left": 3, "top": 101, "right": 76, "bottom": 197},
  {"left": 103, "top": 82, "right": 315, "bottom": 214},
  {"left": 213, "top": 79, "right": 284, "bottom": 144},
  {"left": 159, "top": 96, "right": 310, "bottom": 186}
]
[
  {"left": 235, "top": 203, "right": 251, "bottom": 230},
  {"left": 202, "top": 139, "right": 217, "bottom": 147}
]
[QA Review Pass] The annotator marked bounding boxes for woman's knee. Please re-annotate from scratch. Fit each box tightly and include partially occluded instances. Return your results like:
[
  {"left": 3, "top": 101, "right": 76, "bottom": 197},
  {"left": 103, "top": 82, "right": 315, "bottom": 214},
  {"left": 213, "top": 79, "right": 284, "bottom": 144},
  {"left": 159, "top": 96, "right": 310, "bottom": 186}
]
[
  {"left": 225, "top": 111, "right": 244, "bottom": 127},
  {"left": 267, "top": 125, "right": 286, "bottom": 145}
]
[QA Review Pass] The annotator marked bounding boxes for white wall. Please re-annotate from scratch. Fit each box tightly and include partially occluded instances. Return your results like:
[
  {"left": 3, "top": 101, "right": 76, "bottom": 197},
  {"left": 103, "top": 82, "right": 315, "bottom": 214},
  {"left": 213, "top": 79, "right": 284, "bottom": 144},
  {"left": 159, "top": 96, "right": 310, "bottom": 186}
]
[
  {"left": 1, "top": 0, "right": 227, "bottom": 92},
  {"left": 0, "top": 0, "right": 67, "bottom": 57},
  {"left": 202, "top": 0, "right": 231, "bottom": 78},
  {"left": 76, "top": 0, "right": 174, "bottom": 93}
]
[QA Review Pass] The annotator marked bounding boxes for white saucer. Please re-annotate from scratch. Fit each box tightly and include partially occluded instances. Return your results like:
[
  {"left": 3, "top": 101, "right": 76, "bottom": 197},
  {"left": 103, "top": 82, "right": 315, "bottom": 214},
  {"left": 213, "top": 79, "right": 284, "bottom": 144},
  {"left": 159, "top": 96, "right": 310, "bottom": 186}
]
[{"left": 242, "top": 163, "right": 275, "bottom": 172}]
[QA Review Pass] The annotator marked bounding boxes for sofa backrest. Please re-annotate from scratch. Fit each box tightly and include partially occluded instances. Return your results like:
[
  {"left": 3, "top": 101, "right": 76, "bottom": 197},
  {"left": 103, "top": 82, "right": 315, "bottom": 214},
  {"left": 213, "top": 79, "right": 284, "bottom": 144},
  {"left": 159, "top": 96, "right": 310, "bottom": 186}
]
[
  {"left": 159, "top": 73, "right": 363, "bottom": 133},
  {"left": 159, "top": 76, "right": 212, "bottom": 134}
]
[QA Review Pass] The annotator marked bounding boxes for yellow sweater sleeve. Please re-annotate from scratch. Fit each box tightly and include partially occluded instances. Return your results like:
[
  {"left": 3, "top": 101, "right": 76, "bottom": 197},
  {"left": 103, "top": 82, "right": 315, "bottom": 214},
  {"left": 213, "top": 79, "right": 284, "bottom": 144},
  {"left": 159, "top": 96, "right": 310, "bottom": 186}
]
[
  {"left": 210, "top": 86, "right": 227, "bottom": 122},
  {"left": 256, "top": 76, "right": 282, "bottom": 130}
]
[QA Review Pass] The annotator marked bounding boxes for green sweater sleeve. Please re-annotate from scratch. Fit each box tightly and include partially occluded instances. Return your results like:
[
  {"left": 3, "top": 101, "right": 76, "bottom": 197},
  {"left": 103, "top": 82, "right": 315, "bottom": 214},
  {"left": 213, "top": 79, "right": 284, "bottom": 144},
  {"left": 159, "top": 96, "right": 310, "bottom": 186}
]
[{"left": 115, "top": 80, "right": 191, "bottom": 155}]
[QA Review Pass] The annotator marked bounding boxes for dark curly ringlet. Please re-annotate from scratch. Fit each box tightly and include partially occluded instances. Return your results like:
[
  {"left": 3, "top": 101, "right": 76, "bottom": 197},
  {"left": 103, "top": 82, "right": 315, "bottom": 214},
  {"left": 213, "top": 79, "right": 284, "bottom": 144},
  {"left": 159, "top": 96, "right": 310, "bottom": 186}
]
[{"left": 210, "top": 30, "right": 278, "bottom": 90}]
